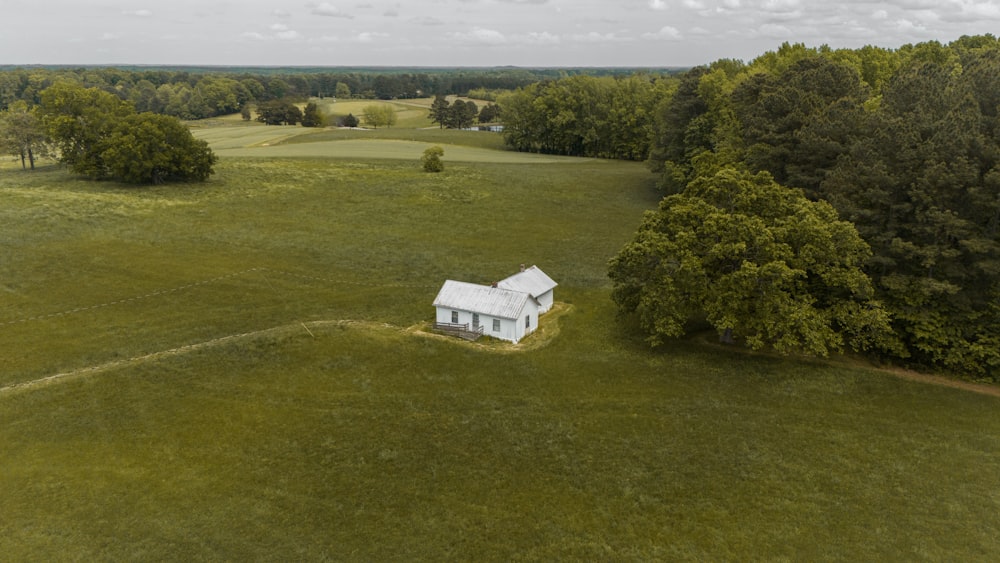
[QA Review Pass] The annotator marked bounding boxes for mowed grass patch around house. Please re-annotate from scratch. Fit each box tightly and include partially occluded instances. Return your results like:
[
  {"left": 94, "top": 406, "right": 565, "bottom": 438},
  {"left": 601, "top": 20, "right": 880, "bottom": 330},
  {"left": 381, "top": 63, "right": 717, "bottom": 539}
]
[{"left": 1, "top": 152, "right": 999, "bottom": 559}]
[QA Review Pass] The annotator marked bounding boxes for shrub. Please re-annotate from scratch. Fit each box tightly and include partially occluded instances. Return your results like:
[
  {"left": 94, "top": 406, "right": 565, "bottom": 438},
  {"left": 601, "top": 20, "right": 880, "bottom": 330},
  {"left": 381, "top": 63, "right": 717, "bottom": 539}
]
[{"left": 421, "top": 146, "right": 444, "bottom": 173}]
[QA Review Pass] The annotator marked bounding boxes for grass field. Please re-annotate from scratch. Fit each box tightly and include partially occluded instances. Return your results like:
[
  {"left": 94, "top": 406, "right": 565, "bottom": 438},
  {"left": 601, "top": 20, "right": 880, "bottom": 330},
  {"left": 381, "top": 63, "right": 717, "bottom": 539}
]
[
  {"left": 1, "top": 133, "right": 999, "bottom": 560},
  {"left": 315, "top": 98, "right": 434, "bottom": 129}
]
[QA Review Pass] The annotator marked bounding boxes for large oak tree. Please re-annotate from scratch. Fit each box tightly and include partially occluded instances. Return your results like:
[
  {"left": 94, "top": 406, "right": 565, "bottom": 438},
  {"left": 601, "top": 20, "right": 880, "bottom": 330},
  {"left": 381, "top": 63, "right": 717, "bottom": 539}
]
[
  {"left": 609, "top": 167, "right": 893, "bottom": 357},
  {"left": 38, "top": 82, "right": 215, "bottom": 184}
]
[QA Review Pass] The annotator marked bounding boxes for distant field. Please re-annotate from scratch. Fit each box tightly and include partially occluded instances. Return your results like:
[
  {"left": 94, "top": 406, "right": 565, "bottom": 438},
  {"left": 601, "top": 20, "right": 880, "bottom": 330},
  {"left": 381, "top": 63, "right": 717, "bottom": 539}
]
[
  {"left": 317, "top": 98, "right": 433, "bottom": 128},
  {"left": 192, "top": 122, "right": 559, "bottom": 163},
  {"left": 190, "top": 123, "right": 324, "bottom": 150},
  {"left": 2, "top": 136, "right": 999, "bottom": 559},
  {"left": 212, "top": 138, "right": 587, "bottom": 163}
]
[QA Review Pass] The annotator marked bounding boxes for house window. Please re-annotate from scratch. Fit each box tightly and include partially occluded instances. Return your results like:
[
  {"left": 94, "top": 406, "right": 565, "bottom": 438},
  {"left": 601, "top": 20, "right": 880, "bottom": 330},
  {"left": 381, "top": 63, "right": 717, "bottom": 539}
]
[
  {"left": 525, "top": 315, "right": 530, "bottom": 328},
  {"left": 472, "top": 313, "right": 480, "bottom": 328},
  {"left": 493, "top": 319, "right": 500, "bottom": 332},
  {"left": 451, "top": 311, "right": 458, "bottom": 323}
]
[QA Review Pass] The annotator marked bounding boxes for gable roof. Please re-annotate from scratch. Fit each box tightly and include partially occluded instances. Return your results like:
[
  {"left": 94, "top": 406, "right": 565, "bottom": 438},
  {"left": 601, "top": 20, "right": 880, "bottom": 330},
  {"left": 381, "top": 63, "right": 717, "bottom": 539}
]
[
  {"left": 497, "top": 265, "right": 557, "bottom": 298},
  {"left": 433, "top": 280, "right": 532, "bottom": 320}
]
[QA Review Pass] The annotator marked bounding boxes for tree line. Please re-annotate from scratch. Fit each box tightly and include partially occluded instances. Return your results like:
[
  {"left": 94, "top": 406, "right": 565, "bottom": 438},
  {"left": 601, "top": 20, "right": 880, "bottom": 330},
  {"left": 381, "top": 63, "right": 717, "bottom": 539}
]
[
  {"left": 605, "top": 35, "right": 1000, "bottom": 380},
  {"left": 498, "top": 75, "right": 674, "bottom": 160},
  {"left": 428, "top": 96, "right": 500, "bottom": 129},
  {"left": 0, "top": 66, "right": 670, "bottom": 121}
]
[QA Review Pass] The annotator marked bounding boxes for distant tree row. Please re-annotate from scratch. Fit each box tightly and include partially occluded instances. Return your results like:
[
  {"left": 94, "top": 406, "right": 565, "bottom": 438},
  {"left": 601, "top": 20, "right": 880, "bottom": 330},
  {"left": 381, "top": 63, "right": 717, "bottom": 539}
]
[
  {"left": 498, "top": 75, "right": 673, "bottom": 160},
  {"left": 0, "top": 67, "right": 672, "bottom": 120},
  {"left": 611, "top": 34, "right": 1000, "bottom": 379}
]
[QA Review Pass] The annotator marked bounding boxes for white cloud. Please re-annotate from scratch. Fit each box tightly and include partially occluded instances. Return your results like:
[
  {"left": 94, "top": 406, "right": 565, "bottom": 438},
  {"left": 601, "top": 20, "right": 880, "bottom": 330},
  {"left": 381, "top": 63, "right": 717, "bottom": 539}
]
[
  {"left": 894, "top": 18, "right": 928, "bottom": 33},
  {"left": 412, "top": 16, "right": 445, "bottom": 26},
  {"left": 521, "top": 31, "right": 560, "bottom": 45},
  {"left": 894, "top": 0, "right": 942, "bottom": 10},
  {"left": 123, "top": 9, "right": 152, "bottom": 17},
  {"left": 273, "top": 9, "right": 292, "bottom": 18},
  {"left": 757, "top": 23, "right": 792, "bottom": 38},
  {"left": 356, "top": 31, "right": 390, "bottom": 42},
  {"left": 650, "top": 0, "right": 667, "bottom": 9},
  {"left": 450, "top": 27, "right": 508, "bottom": 45},
  {"left": 241, "top": 24, "right": 301, "bottom": 42},
  {"left": 310, "top": 2, "right": 354, "bottom": 18},
  {"left": 642, "top": 26, "right": 682, "bottom": 40},
  {"left": 939, "top": 1, "right": 1000, "bottom": 22},
  {"left": 570, "top": 31, "right": 631, "bottom": 43}
]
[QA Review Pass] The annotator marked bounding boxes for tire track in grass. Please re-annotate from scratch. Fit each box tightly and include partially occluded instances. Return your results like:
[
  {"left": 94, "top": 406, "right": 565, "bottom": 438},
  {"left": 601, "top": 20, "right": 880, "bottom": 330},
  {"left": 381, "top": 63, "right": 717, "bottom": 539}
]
[
  {"left": 0, "top": 267, "right": 545, "bottom": 396},
  {"left": 0, "top": 307, "right": 574, "bottom": 397},
  {"left": 0, "top": 320, "right": 374, "bottom": 396}
]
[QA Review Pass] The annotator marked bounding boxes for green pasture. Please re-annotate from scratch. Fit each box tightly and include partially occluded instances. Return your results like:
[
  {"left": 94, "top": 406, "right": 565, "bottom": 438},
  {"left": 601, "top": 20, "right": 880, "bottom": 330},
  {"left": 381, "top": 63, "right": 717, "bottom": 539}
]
[
  {"left": 1, "top": 145, "right": 998, "bottom": 559},
  {"left": 213, "top": 138, "right": 584, "bottom": 163},
  {"left": 316, "top": 98, "right": 433, "bottom": 129},
  {"left": 192, "top": 123, "right": 553, "bottom": 163}
]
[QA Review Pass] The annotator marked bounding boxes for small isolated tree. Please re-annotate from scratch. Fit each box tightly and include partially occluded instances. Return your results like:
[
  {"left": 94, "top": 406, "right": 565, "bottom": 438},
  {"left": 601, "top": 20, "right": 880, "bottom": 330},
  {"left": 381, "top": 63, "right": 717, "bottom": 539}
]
[
  {"left": 422, "top": 145, "right": 444, "bottom": 172},
  {"left": 240, "top": 103, "right": 252, "bottom": 121},
  {"left": 301, "top": 102, "right": 324, "bottom": 127},
  {"left": 608, "top": 166, "right": 894, "bottom": 356},
  {"left": 362, "top": 104, "right": 397, "bottom": 129},
  {"left": 340, "top": 113, "right": 359, "bottom": 128}
]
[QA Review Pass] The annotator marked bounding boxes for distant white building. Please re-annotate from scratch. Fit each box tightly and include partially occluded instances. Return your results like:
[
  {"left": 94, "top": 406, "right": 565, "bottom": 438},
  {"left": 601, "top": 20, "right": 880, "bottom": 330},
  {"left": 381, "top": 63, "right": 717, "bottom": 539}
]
[{"left": 432, "top": 265, "right": 557, "bottom": 344}]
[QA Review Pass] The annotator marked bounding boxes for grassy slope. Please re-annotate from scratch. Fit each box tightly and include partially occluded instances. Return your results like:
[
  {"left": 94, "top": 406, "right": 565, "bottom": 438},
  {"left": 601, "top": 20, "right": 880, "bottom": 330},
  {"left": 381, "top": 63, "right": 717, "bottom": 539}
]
[{"left": 1, "top": 143, "right": 998, "bottom": 559}]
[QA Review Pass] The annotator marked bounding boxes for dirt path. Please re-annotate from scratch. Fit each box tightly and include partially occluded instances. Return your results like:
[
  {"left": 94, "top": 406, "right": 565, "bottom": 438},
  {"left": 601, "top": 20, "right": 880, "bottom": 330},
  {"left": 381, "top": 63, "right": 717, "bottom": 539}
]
[
  {"left": 0, "top": 308, "right": 573, "bottom": 397},
  {"left": 878, "top": 366, "right": 1000, "bottom": 398},
  {"left": 0, "top": 325, "right": 293, "bottom": 396}
]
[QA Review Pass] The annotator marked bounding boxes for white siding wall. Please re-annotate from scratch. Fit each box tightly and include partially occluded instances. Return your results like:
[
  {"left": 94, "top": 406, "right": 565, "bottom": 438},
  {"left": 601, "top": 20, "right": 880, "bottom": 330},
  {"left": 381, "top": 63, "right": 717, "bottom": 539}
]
[
  {"left": 536, "top": 290, "right": 554, "bottom": 314},
  {"left": 436, "top": 300, "right": 539, "bottom": 344}
]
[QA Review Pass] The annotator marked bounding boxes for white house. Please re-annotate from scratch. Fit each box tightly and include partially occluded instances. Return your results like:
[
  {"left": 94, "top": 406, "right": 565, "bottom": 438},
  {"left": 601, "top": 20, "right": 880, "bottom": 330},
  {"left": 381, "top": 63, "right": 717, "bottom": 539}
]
[
  {"left": 497, "top": 265, "right": 558, "bottom": 313},
  {"left": 432, "top": 265, "right": 557, "bottom": 344}
]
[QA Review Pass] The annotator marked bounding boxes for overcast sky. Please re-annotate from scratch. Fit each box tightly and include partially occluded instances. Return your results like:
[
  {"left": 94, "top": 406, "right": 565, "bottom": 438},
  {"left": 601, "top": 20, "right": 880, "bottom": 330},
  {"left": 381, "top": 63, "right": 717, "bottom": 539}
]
[{"left": 2, "top": 0, "right": 998, "bottom": 67}]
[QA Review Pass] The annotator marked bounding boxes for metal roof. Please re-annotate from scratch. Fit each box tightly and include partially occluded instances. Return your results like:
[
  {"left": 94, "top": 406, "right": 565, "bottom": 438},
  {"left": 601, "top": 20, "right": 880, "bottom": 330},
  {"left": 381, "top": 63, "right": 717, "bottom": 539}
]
[
  {"left": 497, "top": 265, "right": 557, "bottom": 298},
  {"left": 433, "top": 280, "right": 530, "bottom": 320}
]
